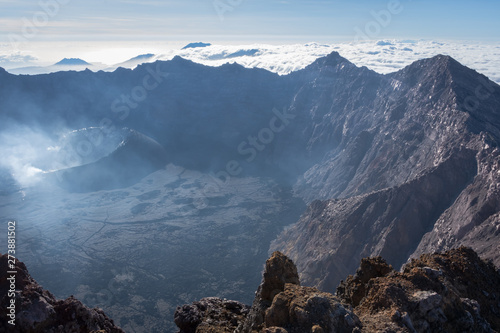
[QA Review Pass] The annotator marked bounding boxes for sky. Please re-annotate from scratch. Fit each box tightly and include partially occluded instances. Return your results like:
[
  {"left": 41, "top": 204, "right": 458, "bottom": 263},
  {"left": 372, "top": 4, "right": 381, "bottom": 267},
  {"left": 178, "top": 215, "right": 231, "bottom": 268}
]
[{"left": 0, "top": 0, "right": 499, "bottom": 65}]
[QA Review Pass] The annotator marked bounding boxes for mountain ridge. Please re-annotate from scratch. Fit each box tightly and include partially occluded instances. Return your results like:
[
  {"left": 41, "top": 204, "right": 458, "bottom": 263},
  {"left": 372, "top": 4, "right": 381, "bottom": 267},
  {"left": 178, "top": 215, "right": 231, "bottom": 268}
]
[
  {"left": 54, "top": 58, "right": 91, "bottom": 66},
  {"left": 174, "top": 248, "right": 500, "bottom": 332},
  {"left": 1, "top": 51, "right": 500, "bottom": 332}
]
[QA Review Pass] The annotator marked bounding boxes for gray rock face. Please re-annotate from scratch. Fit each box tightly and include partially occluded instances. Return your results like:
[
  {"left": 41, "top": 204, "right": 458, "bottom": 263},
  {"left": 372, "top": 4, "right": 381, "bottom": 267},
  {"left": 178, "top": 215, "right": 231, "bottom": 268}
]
[
  {"left": 272, "top": 54, "right": 500, "bottom": 289},
  {"left": 411, "top": 145, "right": 500, "bottom": 264},
  {"left": 0, "top": 254, "right": 124, "bottom": 333},
  {"left": 272, "top": 148, "right": 478, "bottom": 290}
]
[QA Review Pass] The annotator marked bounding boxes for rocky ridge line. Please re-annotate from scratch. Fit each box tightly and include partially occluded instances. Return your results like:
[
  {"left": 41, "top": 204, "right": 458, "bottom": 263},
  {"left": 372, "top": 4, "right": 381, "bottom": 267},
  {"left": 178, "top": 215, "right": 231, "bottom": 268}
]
[
  {"left": 275, "top": 54, "right": 500, "bottom": 292},
  {"left": 175, "top": 248, "right": 500, "bottom": 333}
]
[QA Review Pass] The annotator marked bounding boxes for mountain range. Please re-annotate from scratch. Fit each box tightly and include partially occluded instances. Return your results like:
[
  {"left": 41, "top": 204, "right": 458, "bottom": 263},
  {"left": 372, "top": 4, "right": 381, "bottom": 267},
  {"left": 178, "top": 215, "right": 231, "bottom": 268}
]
[
  {"left": 0, "top": 51, "right": 499, "bottom": 332},
  {"left": 4, "top": 41, "right": 500, "bottom": 83}
]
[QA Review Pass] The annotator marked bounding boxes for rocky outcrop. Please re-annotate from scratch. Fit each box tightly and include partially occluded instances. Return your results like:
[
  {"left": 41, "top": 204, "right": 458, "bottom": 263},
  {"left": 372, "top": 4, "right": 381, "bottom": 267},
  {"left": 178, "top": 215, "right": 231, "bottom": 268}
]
[
  {"left": 336, "top": 257, "right": 393, "bottom": 308},
  {"left": 337, "top": 247, "right": 500, "bottom": 332},
  {"left": 174, "top": 297, "right": 249, "bottom": 333},
  {"left": 241, "top": 251, "right": 301, "bottom": 332},
  {"left": 175, "top": 252, "right": 361, "bottom": 333},
  {"left": 0, "top": 253, "right": 123, "bottom": 333},
  {"left": 261, "top": 283, "right": 361, "bottom": 333},
  {"left": 176, "top": 248, "right": 500, "bottom": 333}
]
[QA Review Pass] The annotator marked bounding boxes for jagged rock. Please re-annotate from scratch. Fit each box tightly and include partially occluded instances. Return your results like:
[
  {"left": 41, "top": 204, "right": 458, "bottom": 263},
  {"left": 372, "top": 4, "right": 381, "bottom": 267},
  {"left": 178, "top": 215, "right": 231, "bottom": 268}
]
[
  {"left": 405, "top": 247, "right": 500, "bottom": 330},
  {"left": 177, "top": 248, "right": 500, "bottom": 333},
  {"left": 337, "top": 256, "right": 393, "bottom": 307},
  {"left": 176, "top": 251, "right": 361, "bottom": 333},
  {"left": 174, "top": 297, "right": 249, "bottom": 333},
  {"left": 260, "top": 252, "right": 301, "bottom": 302},
  {"left": 239, "top": 252, "right": 300, "bottom": 332},
  {"left": 0, "top": 253, "right": 123, "bottom": 333},
  {"left": 337, "top": 247, "right": 500, "bottom": 332},
  {"left": 264, "top": 283, "right": 360, "bottom": 333}
]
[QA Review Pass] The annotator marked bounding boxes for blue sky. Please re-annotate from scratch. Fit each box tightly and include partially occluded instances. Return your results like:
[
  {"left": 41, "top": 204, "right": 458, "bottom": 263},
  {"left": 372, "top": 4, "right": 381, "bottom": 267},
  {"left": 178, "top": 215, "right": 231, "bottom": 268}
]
[
  {"left": 1, "top": 0, "right": 499, "bottom": 43},
  {"left": 0, "top": 0, "right": 499, "bottom": 66}
]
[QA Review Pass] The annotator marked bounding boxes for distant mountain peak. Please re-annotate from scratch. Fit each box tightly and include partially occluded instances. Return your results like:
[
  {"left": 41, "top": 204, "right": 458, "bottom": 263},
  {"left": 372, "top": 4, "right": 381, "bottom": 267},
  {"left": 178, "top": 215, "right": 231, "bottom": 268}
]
[
  {"left": 404, "top": 54, "right": 460, "bottom": 71},
  {"left": 54, "top": 58, "right": 90, "bottom": 66},
  {"left": 220, "top": 61, "right": 245, "bottom": 70},
  {"left": 325, "top": 50, "right": 342, "bottom": 58},
  {"left": 170, "top": 55, "right": 194, "bottom": 64},
  {"left": 391, "top": 53, "right": 481, "bottom": 91},
  {"left": 128, "top": 53, "right": 155, "bottom": 61},
  {"left": 305, "top": 51, "right": 358, "bottom": 73},
  {"left": 182, "top": 42, "right": 211, "bottom": 50}
]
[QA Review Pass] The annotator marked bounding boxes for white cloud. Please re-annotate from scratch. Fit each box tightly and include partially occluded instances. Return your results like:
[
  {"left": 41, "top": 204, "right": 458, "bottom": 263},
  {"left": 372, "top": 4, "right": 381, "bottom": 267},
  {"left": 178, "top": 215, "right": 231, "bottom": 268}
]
[
  {"left": 152, "top": 40, "right": 500, "bottom": 84},
  {"left": 1, "top": 40, "right": 500, "bottom": 84},
  {"left": 0, "top": 52, "right": 38, "bottom": 69}
]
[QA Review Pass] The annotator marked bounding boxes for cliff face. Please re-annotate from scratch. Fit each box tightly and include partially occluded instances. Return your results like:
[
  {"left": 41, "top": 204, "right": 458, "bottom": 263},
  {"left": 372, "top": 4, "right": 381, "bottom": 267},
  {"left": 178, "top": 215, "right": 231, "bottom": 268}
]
[
  {"left": 272, "top": 149, "right": 477, "bottom": 291},
  {"left": 175, "top": 248, "right": 500, "bottom": 333},
  {"left": 272, "top": 54, "right": 500, "bottom": 290},
  {"left": 0, "top": 254, "right": 123, "bottom": 333}
]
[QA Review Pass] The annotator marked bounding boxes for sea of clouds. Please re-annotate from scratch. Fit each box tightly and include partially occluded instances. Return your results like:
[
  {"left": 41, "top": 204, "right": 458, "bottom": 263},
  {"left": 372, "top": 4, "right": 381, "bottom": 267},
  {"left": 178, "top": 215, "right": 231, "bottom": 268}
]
[
  {"left": 161, "top": 40, "right": 500, "bottom": 83},
  {"left": 1, "top": 40, "right": 499, "bottom": 84}
]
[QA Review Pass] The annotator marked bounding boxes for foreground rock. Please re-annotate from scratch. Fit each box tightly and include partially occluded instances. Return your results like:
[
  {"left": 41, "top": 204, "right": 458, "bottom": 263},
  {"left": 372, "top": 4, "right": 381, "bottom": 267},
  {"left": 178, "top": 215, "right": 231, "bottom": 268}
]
[
  {"left": 176, "top": 248, "right": 500, "bottom": 333},
  {"left": 259, "top": 283, "right": 361, "bottom": 333},
  {"left": 337, "top": 247, "right": 500, "bottom": 332},
  {"left": 241, "top": 251, "right": 301, "bottom": 332},
  {"left": 176, "top": 251, "right": 361, "bottom": 333},
  {"left": 0, "top": 253, "right": 123, "bottom": 333},
  {"left": 174, "top": 297, "right": 250, "bottom": 333}
]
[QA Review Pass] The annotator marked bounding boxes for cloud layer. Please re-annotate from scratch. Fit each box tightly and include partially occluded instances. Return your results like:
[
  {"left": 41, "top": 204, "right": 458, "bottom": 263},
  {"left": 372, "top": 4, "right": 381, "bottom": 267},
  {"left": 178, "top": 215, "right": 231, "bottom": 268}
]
[
  {"left": 1, "top": 40, "right": 499, "bottom": 84},
  {"left": 155, "top": 40, "right": 500, "bottom": 84}
]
